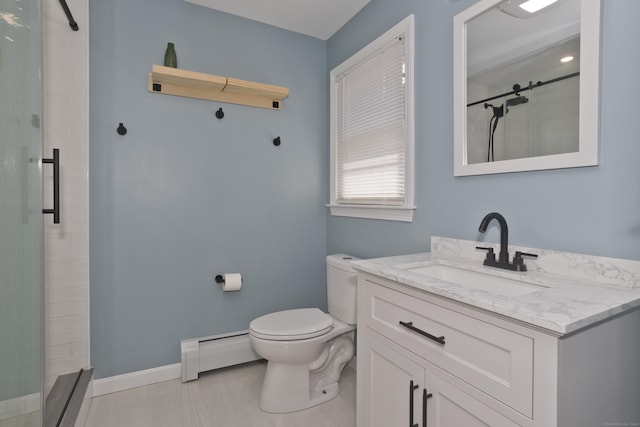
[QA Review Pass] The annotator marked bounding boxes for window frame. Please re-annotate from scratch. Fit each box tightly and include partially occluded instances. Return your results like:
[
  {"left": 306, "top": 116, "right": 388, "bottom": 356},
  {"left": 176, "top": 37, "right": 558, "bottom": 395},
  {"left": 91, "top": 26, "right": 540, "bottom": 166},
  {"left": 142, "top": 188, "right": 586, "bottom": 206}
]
[{"left": 328, "top": 15, "right": 415, "bottom": 222}]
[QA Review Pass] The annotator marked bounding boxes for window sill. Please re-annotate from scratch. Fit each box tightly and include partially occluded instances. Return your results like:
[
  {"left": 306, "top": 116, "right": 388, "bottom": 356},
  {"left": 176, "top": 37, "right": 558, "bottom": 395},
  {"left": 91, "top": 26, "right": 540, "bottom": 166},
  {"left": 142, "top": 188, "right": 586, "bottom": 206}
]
[{"left": 327, "top": 204, "right": 415, "bottom": 222}]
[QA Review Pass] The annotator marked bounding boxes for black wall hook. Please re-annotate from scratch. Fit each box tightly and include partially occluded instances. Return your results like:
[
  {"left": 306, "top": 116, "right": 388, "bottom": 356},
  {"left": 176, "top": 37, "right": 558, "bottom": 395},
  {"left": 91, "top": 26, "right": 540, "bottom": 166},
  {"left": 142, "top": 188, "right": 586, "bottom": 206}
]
[
  {"left": 273, "top": 136, "right": 281, "bottom": 147},
  {"left": 117, "top": 123, "right": 127, "bottom": 135},
  {"left": 215, "top": 108, "right": 224, "bottom": 119}
]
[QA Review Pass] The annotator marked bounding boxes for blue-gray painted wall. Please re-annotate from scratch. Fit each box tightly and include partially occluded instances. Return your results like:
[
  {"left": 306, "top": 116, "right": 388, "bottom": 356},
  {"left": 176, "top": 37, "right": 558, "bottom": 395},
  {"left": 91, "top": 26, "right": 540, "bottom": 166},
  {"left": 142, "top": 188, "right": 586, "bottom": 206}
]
[
  {"left": 90, "top": 0, "right": 640, "bottom": 379},
  {"left": 89, "top": 0, "right": 327, "bottom": 378},
  {"left": 327, "top": 0, "right": 640, "bottom": 261}
]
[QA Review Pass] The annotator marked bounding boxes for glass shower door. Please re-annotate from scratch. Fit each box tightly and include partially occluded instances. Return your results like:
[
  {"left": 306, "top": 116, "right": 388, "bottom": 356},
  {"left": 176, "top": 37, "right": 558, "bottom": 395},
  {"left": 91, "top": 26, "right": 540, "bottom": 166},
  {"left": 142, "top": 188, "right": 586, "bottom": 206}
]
[{"left": 0, "top": 0, "right": 44, "bottom": 425}]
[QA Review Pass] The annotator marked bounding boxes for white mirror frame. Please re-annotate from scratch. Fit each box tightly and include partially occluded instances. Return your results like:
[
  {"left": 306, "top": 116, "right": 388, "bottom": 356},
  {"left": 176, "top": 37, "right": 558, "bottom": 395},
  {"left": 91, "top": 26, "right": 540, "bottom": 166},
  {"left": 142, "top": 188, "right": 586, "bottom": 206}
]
[{"left": 453, "top": 0, "right": 601, "bottom": 176}]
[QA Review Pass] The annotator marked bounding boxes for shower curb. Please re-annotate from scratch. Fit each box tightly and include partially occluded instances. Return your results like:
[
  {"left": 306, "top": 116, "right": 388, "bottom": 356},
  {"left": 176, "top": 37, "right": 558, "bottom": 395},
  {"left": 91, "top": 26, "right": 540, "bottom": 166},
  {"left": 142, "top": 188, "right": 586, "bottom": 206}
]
[{"left": 45, "top": 368, "right": 93, "bottom": 427}]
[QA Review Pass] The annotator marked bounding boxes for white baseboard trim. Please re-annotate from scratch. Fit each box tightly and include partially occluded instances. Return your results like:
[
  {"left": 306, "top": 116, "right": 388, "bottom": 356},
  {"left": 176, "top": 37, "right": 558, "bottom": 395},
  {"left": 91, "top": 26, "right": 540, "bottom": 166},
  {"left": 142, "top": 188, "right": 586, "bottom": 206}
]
[
  {"left": 91, "top": 353, "right": 355, "bottom": 398},
  {"left": 0, "top": 392, "right": 41, "bottom": 421},
  {"left": 92, "top": 363, "right": 181, "bottom": 397}
]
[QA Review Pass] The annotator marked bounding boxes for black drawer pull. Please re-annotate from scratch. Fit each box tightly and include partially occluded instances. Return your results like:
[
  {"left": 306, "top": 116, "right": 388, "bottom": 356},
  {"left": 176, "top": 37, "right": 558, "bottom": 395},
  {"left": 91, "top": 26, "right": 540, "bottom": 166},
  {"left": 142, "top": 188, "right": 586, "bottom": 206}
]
[{"left": 399, "top": 321, "right": 445, "bottom": 346}]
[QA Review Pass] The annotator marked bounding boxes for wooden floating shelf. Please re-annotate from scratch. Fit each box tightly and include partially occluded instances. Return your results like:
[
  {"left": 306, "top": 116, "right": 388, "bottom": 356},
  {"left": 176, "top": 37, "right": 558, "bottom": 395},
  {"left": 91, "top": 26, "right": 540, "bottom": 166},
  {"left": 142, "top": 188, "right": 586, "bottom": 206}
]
[{"left": 148, "top": 65, "right": 289, "bottom": 110}]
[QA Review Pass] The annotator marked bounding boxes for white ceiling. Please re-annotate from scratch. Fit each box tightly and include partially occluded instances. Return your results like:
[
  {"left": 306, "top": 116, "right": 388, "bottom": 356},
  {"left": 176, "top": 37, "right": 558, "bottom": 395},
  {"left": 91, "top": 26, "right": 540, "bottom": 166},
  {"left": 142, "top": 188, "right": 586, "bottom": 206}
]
[
  {"left": 184, "top": 0, "right": 371, "bottom": 40},
  {"left": 466, "top": 0, "right": 582, "bottom": 102}
]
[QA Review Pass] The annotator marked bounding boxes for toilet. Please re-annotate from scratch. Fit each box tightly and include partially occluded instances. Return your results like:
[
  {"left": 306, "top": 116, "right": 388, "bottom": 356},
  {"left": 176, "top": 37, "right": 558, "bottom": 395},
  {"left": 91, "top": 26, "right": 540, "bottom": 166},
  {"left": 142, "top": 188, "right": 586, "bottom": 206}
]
[{"left": 249, "top": 254, "right": 359, "bottom": 413}]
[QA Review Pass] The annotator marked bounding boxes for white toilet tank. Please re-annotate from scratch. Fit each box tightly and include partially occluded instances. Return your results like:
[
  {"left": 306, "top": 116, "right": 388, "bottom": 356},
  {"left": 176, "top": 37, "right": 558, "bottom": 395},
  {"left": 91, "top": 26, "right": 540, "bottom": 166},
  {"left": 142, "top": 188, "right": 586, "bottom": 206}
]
[{"left": 326, "top": 254, "right": 360, "bottom": 325}]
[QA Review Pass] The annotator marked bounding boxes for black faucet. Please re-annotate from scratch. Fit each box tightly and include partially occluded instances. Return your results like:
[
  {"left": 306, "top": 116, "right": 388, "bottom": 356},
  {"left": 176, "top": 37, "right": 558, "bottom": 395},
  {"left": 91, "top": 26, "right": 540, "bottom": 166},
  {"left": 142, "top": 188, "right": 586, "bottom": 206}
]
[{"left": 477, "top": 212, "right": 537, "bottom": 271}]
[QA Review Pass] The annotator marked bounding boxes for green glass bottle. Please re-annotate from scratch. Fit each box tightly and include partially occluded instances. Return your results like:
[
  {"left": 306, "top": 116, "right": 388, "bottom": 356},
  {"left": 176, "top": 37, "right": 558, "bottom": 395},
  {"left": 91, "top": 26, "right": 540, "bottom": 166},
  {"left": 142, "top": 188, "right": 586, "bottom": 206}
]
[{"left": 164, "top": 42, "right": 177, "bottom": 68}]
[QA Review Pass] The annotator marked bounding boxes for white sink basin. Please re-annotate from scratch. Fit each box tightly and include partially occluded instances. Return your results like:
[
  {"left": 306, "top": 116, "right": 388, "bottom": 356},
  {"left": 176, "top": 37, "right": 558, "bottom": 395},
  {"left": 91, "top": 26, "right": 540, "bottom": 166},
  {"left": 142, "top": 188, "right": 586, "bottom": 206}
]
[{"left": 406, "top": 264, "right": 548, "bottom": 297}]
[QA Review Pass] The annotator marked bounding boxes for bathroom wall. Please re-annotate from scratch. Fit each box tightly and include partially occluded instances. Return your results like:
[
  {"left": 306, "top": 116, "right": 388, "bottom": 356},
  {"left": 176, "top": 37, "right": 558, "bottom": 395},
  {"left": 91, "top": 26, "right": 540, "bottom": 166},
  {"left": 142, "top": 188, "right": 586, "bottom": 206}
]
[
  {"left": 89, "top": 0, "right": 327, "bottom": 378},
  {"left": 43, "top": 0, "right": 90, "bottom": 391},
  {"left": 327, "top": 0, "right": 640, "bottom": 261}
]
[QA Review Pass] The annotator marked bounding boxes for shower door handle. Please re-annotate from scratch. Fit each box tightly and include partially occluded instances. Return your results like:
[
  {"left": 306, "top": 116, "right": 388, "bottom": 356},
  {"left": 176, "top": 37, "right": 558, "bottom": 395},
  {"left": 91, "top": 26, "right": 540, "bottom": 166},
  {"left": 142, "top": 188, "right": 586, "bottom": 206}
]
[{"left": 42, "top": 148, "right": 60, "bottom": 224}]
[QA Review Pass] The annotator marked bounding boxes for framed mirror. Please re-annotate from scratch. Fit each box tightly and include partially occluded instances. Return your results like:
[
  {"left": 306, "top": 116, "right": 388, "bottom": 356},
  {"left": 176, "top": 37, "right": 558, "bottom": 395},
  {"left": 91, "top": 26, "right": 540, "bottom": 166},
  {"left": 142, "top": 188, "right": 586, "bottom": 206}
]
[{"left": 453, "top": 0, "right": 601, "bottom": 176}]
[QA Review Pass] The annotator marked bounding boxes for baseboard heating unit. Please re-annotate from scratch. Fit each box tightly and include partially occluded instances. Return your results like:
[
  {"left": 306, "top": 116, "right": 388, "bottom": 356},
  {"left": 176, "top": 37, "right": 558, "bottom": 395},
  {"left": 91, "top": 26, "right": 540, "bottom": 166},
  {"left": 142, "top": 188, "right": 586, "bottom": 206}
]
[{"left": 181, "top": 330, "right": 261, "bottom": 382}]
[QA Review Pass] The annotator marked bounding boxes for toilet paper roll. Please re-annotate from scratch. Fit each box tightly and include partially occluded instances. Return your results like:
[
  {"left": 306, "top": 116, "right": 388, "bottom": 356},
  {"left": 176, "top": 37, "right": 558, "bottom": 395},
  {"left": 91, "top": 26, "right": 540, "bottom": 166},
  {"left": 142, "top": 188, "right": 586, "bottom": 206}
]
[{"left": 222, "top": 273, "right": 242, "bottom": 291}]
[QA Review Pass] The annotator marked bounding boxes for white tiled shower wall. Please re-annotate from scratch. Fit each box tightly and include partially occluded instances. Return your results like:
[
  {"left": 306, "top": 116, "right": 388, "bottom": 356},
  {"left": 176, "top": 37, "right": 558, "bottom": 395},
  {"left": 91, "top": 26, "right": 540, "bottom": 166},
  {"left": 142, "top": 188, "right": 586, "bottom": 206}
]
[{"left": 42, "top": 0, "right": 90, "bottom": 391}]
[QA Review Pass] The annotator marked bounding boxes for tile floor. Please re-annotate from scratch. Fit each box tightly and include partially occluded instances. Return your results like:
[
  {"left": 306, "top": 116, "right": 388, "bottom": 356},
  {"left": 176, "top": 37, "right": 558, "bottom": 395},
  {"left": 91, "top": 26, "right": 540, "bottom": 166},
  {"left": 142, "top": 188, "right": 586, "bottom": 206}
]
[{"left": 84, "top": 361, "right": 356, "bottom": 427}]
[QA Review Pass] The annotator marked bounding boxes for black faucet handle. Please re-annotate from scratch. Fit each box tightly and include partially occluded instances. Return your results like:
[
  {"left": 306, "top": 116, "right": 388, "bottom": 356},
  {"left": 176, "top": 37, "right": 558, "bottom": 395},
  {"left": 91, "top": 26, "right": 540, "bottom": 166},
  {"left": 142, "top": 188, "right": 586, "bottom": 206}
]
[
  {"left": 515, "top": 251, "right": 538, "bottom": 259},
  {"left": 513, "top": 251, "right": 538, "bottom": 266},
  {"left": 476, "top": 246, "right": 495, "bottom": 262}
]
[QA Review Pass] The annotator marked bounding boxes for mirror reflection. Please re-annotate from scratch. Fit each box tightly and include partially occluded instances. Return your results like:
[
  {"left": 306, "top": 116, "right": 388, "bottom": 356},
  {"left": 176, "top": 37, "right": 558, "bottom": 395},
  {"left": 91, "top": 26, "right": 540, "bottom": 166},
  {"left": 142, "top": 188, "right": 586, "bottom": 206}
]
[{"left": 466, "top": 0, "right": 581, "bottom": 164}]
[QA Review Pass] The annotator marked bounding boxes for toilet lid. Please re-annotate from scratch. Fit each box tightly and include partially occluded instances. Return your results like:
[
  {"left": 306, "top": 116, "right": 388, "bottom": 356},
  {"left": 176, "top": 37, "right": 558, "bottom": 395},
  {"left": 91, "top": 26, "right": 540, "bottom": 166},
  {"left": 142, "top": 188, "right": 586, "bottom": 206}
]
[{"left": 250, "top": 308, "right": 334, "bottom": 341}]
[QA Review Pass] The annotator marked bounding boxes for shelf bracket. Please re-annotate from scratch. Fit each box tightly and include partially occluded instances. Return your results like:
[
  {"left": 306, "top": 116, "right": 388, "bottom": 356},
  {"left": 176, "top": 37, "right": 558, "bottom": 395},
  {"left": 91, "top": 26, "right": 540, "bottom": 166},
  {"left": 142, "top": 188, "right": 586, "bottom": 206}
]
[{"left": 58, "top": 0, "right": 79, "bottom": 31}]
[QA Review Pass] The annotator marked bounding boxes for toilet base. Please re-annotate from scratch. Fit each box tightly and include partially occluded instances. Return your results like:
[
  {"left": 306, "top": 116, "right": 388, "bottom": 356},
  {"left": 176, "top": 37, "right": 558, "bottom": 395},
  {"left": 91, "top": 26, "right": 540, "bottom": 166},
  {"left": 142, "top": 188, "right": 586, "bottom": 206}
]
[
  {"left": 310, "top": 382, "right": 340, "bottom": 406},
  {"left": 259, "top": 361, "right": 342, "bottom": 413}
]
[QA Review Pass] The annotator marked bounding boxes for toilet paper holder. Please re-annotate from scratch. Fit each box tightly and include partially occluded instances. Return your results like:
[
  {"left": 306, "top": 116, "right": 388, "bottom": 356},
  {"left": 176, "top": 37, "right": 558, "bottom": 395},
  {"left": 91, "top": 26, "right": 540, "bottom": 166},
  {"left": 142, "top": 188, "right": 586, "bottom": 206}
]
[
  {"left": 215, "top": 273, "right": 243, "bottom": 292},
  {"left": 215, "top": 274, "right": 243, "bottom": 284}
]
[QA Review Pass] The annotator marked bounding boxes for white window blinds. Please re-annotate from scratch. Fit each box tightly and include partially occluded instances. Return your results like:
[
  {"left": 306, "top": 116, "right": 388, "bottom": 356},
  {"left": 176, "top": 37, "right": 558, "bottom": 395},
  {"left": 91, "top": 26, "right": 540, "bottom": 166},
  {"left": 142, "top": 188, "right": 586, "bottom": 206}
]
[
  {"left": 334, "top": 36, "right": 407, "bottom": 205},
  {"left": 329, "top": 15, "right": 414, "bottom": 222}
]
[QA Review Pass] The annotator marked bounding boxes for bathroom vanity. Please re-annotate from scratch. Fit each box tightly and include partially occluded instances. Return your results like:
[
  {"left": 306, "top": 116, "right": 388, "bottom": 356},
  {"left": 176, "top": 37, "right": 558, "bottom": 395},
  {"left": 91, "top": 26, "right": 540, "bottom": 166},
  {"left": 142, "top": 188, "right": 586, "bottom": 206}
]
[{"left": 353, "top": 238, "right": 640, "bottom": 427}]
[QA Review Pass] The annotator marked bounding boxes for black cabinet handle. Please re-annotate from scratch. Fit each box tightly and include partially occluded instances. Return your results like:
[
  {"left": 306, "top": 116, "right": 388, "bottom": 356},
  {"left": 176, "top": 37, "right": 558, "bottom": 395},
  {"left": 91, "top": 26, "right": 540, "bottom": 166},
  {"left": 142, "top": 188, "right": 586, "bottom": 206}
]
[
  {"left": 399, "top": 321, "right": 445, "bottom": 346},
  {"left": 409, "top": 380, "right": 419, "bottom": 427},
  {"left": 422, "top": 388, "right": 433, "bottom": 427},
  {"left": 42, "top": 148, "right": 60, "bottom": 224}
]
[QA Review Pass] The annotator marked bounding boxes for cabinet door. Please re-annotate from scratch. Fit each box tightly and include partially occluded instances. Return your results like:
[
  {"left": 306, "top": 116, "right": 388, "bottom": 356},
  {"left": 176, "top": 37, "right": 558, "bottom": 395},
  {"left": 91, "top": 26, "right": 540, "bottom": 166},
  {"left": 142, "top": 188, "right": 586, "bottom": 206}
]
[
  {"left": 358, "top": 329, "right": 524, "bottom": 427},
  {"left": 424, "top": 369, "right": 522, "bottom": 427},
  {"left": 358, "top": 329, "right": 425, "bottom": 427}
]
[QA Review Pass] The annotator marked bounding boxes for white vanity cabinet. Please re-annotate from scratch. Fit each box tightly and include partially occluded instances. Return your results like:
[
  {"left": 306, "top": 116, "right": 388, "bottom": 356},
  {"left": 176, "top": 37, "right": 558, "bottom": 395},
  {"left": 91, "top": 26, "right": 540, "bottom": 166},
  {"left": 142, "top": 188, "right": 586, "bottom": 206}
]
[
  {"left": 359, "top": 328, "right": 522, "bottom": 427},
  {"left": 356, "top": 272, "right": 640, "bottom": 427}
]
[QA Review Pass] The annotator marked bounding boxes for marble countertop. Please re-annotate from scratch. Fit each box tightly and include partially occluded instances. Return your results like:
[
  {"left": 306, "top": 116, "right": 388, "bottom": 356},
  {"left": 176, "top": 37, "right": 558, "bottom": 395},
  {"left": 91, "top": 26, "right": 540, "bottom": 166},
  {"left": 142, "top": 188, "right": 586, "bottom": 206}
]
[{"left": 351, "top": 247, "right": 640, "bottom": 335}]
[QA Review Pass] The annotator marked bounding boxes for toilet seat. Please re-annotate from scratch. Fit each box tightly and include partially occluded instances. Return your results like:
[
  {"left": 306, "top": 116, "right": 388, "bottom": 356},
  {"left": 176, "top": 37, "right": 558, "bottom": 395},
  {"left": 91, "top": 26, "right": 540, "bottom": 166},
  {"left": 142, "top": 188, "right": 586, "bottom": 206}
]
[{"left": 250, "top": 308, "right": 334, "bottom": 341}]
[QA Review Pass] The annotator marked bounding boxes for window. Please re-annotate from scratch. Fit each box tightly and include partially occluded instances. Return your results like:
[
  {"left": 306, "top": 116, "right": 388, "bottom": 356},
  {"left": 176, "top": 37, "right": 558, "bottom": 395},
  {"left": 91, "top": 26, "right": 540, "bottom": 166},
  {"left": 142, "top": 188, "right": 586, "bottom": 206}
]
[{"left": 328, "top": 15, "right": 415, "bottom": 222}]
